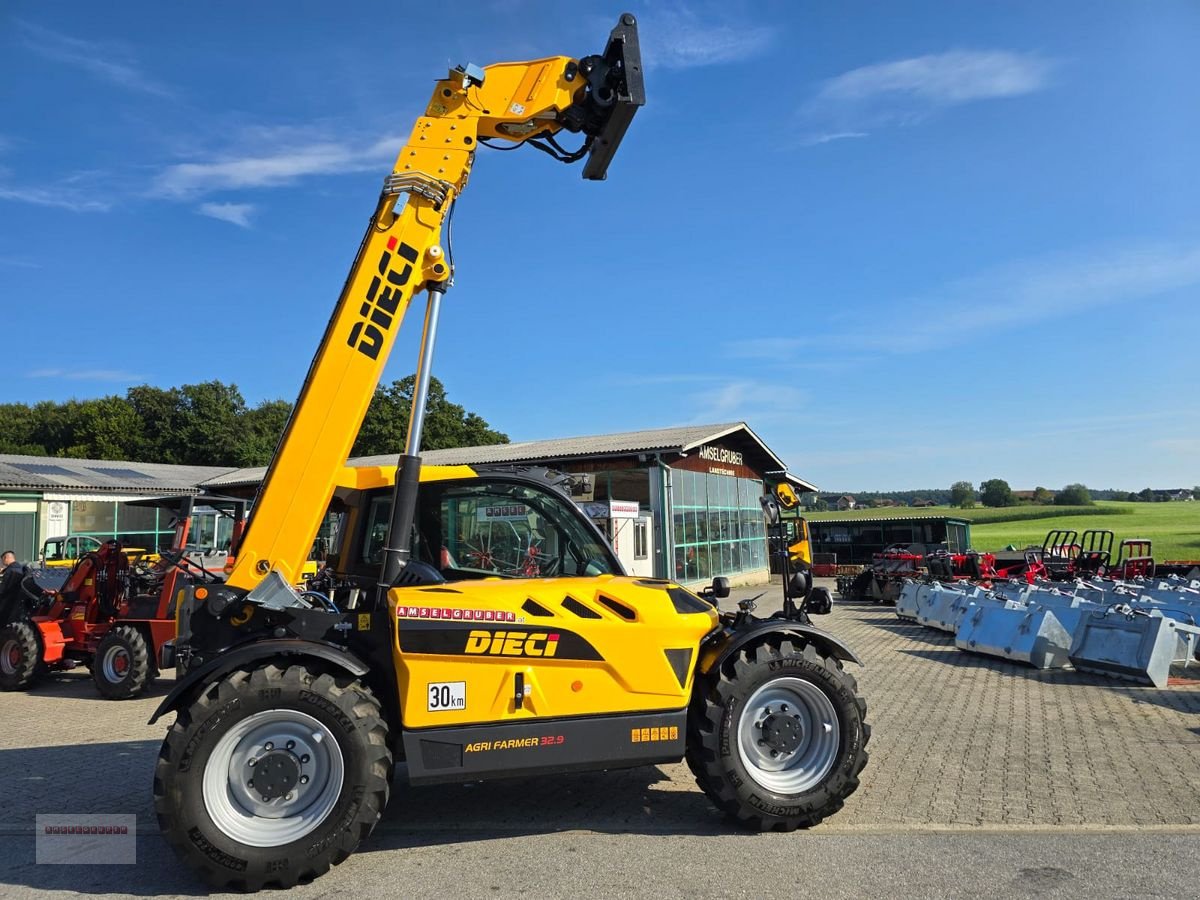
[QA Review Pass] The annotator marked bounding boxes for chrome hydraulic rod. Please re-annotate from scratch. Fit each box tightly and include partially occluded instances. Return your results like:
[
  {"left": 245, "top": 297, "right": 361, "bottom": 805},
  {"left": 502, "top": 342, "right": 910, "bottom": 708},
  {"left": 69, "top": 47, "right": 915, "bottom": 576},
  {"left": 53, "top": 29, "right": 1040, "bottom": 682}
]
[{"left": 378, "top": 285, "right": 446, "bottom": 593}]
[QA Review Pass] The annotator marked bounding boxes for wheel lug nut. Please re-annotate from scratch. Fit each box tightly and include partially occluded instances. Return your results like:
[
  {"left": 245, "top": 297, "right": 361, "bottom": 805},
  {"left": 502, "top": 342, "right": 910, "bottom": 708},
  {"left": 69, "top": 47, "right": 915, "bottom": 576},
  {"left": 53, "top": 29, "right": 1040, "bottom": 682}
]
[
  {"left": 247, "top": 779, "right": 254, "bottom": 787},
  {"left": 285, "top": 793, "right": 293, "bottom": 801},
  {"left": 287, "top": 740, "right": 295, "bottom": 750},
  {"left": 300, "top": 754, "right": 310, "bottom": 764},
  {"left": 300, "top": 775, "right": 309, "bottom": 785},
  {"left": 248, "top": 758, "right": 257, "bottom": 767},
  {"left": 264, "top": 742, "right": 274, "bottom": 751}
]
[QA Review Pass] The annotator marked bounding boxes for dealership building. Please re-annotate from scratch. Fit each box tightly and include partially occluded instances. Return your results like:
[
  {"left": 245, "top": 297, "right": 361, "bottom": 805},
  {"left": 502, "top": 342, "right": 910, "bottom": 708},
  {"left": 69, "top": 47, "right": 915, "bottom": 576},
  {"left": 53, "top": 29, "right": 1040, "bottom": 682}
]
[{"left": 0, "top": 422, "right": 814, "bottom": 587}]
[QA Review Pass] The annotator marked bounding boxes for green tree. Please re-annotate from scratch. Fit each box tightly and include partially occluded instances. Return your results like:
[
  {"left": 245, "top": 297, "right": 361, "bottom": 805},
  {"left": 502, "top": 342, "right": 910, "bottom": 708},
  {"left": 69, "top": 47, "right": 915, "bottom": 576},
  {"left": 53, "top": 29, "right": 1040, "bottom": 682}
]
[
  {"left": 74, "top": 396, "right": 144, "bottom": 460},
  {"left": 1055, "top": 483, "right": 1093, "bottom": 506},
  {"left": 0, "top": 402, "right": 47, "bottom": 455},
  {"left": 950, "top": 480, "right": 976, "bottom": 508},
  {"left": 352, "top": 376, "right": 507, "bottom": 457},
  {"left": 170, "top": 381, "right": 249, "bottom": 466},
  {"left": 979, "top": 478, "right": 1015, "bottom": 508},
  {"left": 126, "top": 384, "right": 184, "bottom": 462},
  {"left": 238, "top": 399, "right": 292, "bottom": 467},
  {"left": 1032, "top": 486, "right": 1053, "bottom": 504}
]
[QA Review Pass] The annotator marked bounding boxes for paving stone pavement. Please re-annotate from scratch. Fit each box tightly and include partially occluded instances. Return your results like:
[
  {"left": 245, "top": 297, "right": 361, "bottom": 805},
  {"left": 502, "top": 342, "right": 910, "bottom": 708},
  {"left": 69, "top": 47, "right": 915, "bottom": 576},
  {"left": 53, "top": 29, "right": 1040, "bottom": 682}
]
[{"left": 2, "top": 579, "right": 1199, "bottom": 841}]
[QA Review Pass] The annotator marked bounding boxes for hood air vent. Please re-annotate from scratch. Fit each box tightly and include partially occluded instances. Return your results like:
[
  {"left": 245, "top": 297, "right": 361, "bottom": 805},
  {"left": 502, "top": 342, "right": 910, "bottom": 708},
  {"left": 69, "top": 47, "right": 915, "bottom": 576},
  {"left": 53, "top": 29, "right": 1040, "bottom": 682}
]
[{"left": 562, "top": 596, "right": 602, "bottom": 619}]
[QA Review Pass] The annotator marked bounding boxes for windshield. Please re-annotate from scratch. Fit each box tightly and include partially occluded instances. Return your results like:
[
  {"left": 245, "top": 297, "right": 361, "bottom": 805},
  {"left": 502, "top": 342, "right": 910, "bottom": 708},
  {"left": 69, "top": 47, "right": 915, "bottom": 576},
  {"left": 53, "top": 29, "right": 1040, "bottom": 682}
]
[{"left": 362, "top": 478, "right": 621, "bottom": 578}]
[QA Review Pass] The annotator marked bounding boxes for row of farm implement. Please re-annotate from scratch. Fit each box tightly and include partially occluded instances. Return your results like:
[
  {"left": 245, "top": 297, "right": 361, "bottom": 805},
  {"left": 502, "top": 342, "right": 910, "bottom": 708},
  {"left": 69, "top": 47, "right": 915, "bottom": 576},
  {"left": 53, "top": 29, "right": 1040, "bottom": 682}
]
[
  {"left": 835, "top": 528, "right": 1196, "bottom": 605},
  {"left": 830, "top": 527, "right": 1200, "bottom": 687}
]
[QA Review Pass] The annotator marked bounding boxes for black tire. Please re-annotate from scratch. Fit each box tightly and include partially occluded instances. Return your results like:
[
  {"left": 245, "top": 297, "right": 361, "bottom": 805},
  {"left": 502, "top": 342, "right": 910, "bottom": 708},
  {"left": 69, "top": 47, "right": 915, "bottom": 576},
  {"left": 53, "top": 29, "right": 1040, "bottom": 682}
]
[
  {"left": 0, "top": 621, "right": 42, "bottom": 691},
  {"left": 154, "top": 662, "right": 392, "bottom": 891},
  {"left": 686, "top": 638, "right": 869, "bottom": 830},
  {"left": 92, "top": 624, "right": 154, "bottom": 700}
]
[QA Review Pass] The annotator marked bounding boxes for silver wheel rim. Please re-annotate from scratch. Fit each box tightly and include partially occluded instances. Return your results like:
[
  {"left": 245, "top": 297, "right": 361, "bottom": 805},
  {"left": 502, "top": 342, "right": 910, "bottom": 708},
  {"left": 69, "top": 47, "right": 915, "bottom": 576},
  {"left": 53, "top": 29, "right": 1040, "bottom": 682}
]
[
  {"left": 1, "top": 638, "right": 20, "bottom": 675},
  {"left": 100, "top": 645, "right": 131, "bottom": 683},
  {"left": 736, "top": 676, "right": 840, "bottom": 795},
  {"left": 202, "top": 709, "right": 345, "bottom": 848}
]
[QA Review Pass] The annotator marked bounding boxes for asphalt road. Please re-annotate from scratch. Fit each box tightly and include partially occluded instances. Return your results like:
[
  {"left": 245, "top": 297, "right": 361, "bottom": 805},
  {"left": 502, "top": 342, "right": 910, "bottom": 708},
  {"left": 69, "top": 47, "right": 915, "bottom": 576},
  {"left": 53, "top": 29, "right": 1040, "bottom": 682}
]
[
  {"left": 6, "top": 827, "right": 1200, "bottom": 899},
  {"left": 3, "top": 580, "right": 1199, "bottom": 898}
]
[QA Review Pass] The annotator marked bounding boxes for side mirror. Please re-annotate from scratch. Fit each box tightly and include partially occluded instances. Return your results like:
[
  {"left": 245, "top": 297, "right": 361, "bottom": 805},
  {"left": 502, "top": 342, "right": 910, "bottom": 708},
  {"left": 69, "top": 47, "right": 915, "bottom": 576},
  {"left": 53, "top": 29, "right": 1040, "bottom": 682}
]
[
  {"left": 775, "top": 483, "right": 799, "bottom": 510},
  {"left": 709, "top": 576, "right": 730, "bottom": 599},
  {"left": 759, "top": 494, "right": 781, "bottom": 527},
  {"left": 788, "top": 569, "right": 812, "bottom": 600}
]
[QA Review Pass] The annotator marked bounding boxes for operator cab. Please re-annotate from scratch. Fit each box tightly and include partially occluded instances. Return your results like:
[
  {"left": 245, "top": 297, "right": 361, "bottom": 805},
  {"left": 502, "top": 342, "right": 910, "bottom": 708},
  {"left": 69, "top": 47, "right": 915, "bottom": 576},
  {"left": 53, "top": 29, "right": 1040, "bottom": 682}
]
[{"left": 311, "top": 467, "right": 623, "bottom": 605}]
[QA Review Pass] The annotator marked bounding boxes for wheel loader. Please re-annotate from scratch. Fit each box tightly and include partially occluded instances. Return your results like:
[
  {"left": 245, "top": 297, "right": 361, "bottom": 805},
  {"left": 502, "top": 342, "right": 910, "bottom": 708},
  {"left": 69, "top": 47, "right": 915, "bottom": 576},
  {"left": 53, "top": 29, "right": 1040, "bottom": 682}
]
[
  {"left": 0, "top": 493, "right": 248, "bottom": 699},
  {"left": 151, "top": 15, "right": 869, "bottom": 889}
]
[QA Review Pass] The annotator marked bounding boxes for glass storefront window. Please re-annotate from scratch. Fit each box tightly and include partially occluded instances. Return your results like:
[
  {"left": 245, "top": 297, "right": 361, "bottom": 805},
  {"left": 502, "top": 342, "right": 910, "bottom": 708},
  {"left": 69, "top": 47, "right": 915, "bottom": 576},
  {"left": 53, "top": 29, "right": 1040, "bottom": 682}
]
[
  {"left": 670, "top": 468, "right": 767, "bottom": 582},
  {"left": 67, "top": 500, "right": 175, "bottom": 551}
]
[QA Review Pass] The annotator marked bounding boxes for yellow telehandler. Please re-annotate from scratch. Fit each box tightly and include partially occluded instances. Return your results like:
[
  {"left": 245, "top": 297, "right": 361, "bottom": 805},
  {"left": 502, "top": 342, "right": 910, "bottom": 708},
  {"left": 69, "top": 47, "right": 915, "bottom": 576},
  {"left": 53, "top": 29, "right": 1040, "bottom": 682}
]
[{"left": 150, "top": 16, "right": 869, "bottom": 889}]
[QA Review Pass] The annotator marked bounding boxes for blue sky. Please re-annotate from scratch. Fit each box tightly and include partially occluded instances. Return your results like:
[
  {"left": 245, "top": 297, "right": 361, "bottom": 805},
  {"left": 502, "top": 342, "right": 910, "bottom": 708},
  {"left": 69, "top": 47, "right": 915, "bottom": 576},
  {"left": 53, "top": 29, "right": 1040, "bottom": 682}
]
[{"left": 1, "top": 1, "right": 1197, "bottom": 491}]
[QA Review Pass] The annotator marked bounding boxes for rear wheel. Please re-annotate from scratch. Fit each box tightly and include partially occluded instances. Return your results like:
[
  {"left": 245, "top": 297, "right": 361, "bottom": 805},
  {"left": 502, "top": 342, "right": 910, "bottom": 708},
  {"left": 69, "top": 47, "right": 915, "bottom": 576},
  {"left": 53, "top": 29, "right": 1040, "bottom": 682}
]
[
  {"left": 687, "top": 638, "right": 869, "bottom": 830},
  {"left": 93, "top": 624, "right": 154, "bottom": 700},
  {"left": 154, "top": 662, "right": 392, "bottom": 890},
  {"left": 0, "top": 621, "right": 43, "bottom": 691}
]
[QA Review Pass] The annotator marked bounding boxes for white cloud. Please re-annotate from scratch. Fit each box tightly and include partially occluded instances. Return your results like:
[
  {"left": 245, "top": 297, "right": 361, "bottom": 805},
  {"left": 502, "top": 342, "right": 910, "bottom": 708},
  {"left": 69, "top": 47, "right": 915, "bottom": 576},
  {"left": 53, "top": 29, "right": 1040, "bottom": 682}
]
[
  {"left": 640, "top": 6, "right": 775, "bottom": 70},
  {"left": 685, "top": 378, "right": 808, "bottom": 425},
  {"left": 932, "top": 241, "right": 1200, "bottom": 337},
  {"left": 802, "top": 49, "right": 1055, "bottom": 139},
  {"left": 729, "top": 241, "right": 1200, "bottom": 360},
  {"left": 803, "top": 131, "right": 869, "bottom": 146},
  {"left": 16, "top": 20, "right": 173, "bottom": 98},
  {"left": 0, "top": 256, "right": 40, "bottom": 269},
  {"left": 153, "top": 134, "right": 402, "bottom": 199},
  {"left": 198, "top": 202, "right": 256, "bottom": 228},
  {"left": 0, "top": 186, "right": 110, "bottom": 212},
  {"left": 27, "top": 368, "right": 144, "bottom": 380}
]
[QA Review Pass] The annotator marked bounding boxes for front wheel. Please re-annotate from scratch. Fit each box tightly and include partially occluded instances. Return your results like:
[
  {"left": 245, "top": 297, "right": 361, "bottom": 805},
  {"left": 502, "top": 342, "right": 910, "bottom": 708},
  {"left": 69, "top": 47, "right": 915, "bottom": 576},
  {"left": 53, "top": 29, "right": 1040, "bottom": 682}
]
[
  {"left": 93, "top": 624, "right": 154, "bottom": 699},
  {"left": 687, "top": 638, "right": 869, "bottom": 830},
  {"left": 154, "top": 662, "right": 392, "bottom": 890},
  {"left": 0, "top": 621, "right": 43, "bottom": 691}
]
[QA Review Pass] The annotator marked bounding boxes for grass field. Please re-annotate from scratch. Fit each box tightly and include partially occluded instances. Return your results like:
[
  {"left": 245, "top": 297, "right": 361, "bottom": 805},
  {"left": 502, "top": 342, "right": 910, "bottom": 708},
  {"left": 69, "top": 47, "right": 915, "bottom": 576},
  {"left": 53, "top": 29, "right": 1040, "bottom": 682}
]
[{"left": 807, "top": 501, "right": 1200, "bottom": 561}]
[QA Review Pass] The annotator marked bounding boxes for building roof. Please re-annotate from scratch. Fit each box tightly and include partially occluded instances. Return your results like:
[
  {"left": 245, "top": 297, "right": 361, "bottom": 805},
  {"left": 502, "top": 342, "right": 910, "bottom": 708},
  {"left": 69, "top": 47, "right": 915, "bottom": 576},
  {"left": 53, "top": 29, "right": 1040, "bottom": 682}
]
[
  {"left": 0, "top": 454, "right": 234, "bottom": 495},
  {"left": 808, "top": 515, "right": 971, "bottom": 526},
  {"left": 204, "top": 422, "right": 819, "bottom": 492}
]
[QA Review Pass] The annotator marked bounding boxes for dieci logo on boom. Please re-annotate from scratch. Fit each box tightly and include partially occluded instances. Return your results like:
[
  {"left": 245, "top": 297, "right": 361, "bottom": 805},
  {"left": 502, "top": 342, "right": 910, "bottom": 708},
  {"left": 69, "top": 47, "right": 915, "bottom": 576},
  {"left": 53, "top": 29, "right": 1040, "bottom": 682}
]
[
  {"left": 348, "top": 236, "right": 419, "bottom": 360},
  {"left": 464, "top": 630, "right": 560, "bottom": 657}
]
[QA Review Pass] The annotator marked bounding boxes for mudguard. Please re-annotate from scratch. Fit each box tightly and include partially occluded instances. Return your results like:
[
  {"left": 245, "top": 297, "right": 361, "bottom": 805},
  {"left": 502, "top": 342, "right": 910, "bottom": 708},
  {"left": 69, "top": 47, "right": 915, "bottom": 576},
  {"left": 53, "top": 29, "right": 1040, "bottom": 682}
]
[
  {"left": 148, "top": 638, "right": 369, "bottom": 724},
  {"left": 698, "top": 619, "right": 863, "bottom": 676}
]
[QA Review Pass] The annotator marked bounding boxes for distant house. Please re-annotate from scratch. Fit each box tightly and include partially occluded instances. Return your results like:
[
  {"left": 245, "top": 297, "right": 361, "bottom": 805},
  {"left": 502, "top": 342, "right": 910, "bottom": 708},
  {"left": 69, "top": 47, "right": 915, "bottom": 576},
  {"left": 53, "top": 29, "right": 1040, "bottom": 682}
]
[
  {"left": 837, "top": 495, "right": 856, "bottom": 511},
  {"left": 1013, "top": 489, "right": 1055, "bottom": 503},
  {"left": 1170, "top": 490, "right": 1195, "bottom": 502},
  {"left": 910, "top": 498, "right": 936, "bottom": 508},
  {"left": 870, "top": 498, "right": 899, "bottom": 508}
]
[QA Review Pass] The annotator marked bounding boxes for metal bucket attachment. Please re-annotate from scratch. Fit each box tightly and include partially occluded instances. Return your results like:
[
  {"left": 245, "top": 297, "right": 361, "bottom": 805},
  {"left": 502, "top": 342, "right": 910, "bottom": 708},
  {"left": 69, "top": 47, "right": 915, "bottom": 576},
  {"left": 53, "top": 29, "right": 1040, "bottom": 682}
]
[
  {"left": 955, "top": 602, "right": 1074, "bottom": 668},
  {"left": 895, "top": 580, "right": 925, "bottom": 621},
  {"left": 1068, "top": 608, "right": 1200, "bottom": 687},
  {"left": 918, "top": 583, "right": 985, "bottom": 633}
]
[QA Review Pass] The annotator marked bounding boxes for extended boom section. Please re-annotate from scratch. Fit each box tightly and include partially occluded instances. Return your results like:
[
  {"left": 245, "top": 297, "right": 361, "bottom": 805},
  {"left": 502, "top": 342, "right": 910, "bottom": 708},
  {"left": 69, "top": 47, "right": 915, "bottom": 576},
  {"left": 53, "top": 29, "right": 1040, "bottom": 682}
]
[{"left": 229, "top": 22, "right": 644, "bottom": 592}]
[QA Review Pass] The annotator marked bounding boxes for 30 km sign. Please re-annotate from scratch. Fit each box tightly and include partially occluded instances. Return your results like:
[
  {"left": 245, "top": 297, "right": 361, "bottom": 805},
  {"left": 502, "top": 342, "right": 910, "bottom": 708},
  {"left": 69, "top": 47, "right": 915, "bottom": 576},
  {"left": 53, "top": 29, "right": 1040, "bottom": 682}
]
[{"left": 427, "top": 681, "right": 466, "bottom": 711}]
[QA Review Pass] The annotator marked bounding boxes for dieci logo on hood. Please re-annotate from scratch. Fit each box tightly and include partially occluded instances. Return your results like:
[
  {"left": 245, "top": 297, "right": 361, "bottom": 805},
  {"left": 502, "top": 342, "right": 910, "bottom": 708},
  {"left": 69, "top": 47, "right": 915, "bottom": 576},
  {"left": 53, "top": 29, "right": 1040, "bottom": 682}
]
[{"left": 464, "top": 630, "right": 559, "bottom": 657}]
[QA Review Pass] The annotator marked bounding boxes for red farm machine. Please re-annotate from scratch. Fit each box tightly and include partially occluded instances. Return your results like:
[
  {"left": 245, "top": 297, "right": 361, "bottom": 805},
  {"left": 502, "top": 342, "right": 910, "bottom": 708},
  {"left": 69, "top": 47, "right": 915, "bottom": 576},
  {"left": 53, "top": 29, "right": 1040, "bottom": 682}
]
[
  {"left": 837, "top": 527, "right": 1165, "bottom": 605},
  {"left": 0, "top": 494, "right": 246, "bottom": 698}
]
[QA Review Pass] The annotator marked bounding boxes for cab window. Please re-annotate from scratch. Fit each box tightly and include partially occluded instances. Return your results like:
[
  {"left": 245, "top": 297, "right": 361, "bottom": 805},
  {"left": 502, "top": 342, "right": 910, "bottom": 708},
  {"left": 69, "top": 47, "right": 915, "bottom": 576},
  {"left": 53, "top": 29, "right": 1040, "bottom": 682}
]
[{"left": 361, "top": 479, "right": 619, "bottom": 579}]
